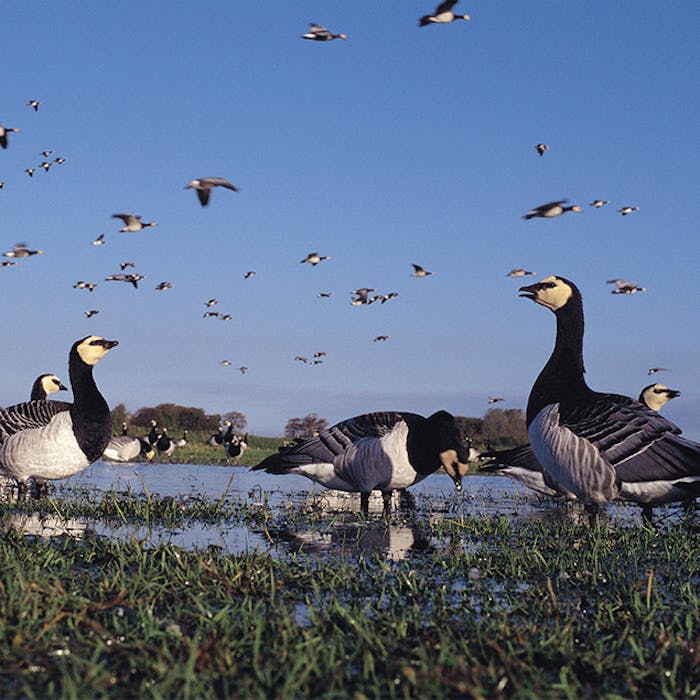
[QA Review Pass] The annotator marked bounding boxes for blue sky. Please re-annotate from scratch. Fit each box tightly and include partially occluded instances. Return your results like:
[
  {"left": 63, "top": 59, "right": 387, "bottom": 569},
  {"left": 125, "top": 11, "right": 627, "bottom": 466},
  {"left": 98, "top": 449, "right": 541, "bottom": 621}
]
[{"left": 1, "top": 1, "right": 698, "bottom": 438}]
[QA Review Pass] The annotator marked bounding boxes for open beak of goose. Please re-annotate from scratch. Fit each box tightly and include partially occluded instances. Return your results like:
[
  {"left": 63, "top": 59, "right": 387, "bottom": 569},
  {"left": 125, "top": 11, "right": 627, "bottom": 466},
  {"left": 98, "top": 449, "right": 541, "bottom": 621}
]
[
  {"left": 440, "top": 449, "right": 469, "bottom": 492},
  {"left": 518, "top": 282, "right": 542, "bottom": 301}
]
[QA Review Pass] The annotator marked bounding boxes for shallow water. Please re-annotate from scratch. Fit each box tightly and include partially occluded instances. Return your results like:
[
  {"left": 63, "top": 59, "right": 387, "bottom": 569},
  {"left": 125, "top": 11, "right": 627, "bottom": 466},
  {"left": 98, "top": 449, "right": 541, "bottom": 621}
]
[{"left": 3, "top": 460, "right": 680, "bottom": 560}]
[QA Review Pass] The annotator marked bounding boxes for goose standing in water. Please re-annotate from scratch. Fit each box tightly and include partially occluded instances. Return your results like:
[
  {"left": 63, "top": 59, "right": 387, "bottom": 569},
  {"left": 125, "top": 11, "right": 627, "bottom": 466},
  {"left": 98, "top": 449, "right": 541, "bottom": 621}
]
[
  {"left": 481, "top": 381, "right": 683, "bottom": 503},
  {"left": 103, "top": 423, "right": 154, "bottom": 463},
  {"left": 0, "top": 336, "right": 118, "bottom": 486},
  {"left": 185, "top": 177, "right": 238, "bottom": 207},
  {"left": 419, "top": 1, "right": 470, "bottom": 26},
  {"left": 252, "top": 410, "right": 471, "bottom": 516},
  {"left": 504, "top": 275, "right": 699, "bottom": 520}
]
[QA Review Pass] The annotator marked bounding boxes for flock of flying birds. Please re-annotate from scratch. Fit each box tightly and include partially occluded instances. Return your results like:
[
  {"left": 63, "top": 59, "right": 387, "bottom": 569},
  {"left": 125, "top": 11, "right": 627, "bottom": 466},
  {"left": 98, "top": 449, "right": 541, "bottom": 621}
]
[{"left": 1, "top": 2, "right": 695, "bottom": 521}]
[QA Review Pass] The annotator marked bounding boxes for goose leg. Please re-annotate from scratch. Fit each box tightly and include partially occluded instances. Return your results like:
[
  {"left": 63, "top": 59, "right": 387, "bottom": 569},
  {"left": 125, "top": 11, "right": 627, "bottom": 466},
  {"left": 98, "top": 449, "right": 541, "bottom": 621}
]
[
  {"left": 381, "top": 490, "right": 393, "bottom": 518},
  {"left": 360, "top": 492, "right": 370, "bottom": 516}
]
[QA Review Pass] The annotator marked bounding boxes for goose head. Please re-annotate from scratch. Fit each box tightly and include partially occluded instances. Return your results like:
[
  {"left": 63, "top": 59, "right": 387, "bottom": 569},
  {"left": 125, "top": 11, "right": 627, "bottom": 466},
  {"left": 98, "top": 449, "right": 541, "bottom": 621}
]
[
  {"left": 41, "top": 374, "right": 68, "bottom": 395},
  {"left": 518, "top": 275, "right": 579, "bottom": 312},
  {"left": 429, "top": 410, "right": 471, "bottom": 491},
  {"left": 73, "top": 335, "right": 119, "bottom": 366},
  {"left": 639, "top": 383, "right": 680, "bottom": 412}
]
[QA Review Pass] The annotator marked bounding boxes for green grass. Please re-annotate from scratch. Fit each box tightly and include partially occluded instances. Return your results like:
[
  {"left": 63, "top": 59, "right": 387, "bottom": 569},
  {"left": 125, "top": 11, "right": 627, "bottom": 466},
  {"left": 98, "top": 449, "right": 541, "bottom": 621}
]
[{"left": 0, "top": 488, "right": 698, "bottom": 699}]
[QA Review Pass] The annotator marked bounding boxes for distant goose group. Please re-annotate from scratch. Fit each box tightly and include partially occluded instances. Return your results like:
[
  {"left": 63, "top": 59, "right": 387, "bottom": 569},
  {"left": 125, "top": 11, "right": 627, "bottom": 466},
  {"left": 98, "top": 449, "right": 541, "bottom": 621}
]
[
  {"left": 0, "top": 336, "right": 117, "bottom": 487},
  {"left": 482, "top": 276, "right": 699, "bottom": 521},
  {"left": 253, "top": 410, "right": 470, "bottom": 515}
]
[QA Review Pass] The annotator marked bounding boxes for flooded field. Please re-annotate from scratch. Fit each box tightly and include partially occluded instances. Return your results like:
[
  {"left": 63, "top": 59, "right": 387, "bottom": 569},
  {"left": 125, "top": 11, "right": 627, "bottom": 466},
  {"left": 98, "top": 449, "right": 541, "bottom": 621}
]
[
  {"left": 1, "top": 461, "right": 697, "bottom": 698},
  {"left": 1, "top": 460, "right": 673, "bottom": 559}
]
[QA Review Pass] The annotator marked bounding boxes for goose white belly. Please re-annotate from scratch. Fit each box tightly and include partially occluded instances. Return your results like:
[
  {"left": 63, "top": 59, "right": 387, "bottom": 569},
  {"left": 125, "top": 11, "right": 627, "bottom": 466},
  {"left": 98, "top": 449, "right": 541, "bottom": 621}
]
[
  {"left": 0, "top": 412, "right": 90, "bottom": 482},
  {"left": 619, "top": 477, "right": 700, "bottom": 506},
  {"left": 529, "top": 403, "right": 620, "bottom": 504},
  {"left": 293, "top": 423, "right": 422, "bottom": 493}
]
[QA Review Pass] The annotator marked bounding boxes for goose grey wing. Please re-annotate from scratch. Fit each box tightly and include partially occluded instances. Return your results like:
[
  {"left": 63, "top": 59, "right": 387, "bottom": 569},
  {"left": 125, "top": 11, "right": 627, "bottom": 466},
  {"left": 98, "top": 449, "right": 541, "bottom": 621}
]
[
  {"left": 558, "top": 393, "right": 698, "bottom": 482},
  {"left": 480, "top": 444, "right": 542, "bottom": 472},
  {"left": 201, "top": 177, "right": 238, "bottom": 192},
  {"left": 0, "top": 400, "right": 72, "bottom": 442},
  {"left": 436, "top": 0, "right": 459, "bottom": 12},
  {"left": 196, "top": 189, "right": 211, "bottom": 206},
  {"left": 252, "top": 411, "right": 407, "bottom": 473}
]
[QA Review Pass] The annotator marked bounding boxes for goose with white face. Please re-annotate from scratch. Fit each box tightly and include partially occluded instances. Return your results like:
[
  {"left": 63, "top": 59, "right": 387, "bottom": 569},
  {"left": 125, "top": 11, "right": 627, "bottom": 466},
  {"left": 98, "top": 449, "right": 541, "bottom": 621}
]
[{"left": 518, "top": 276, "right": 573, "bottom": 312}]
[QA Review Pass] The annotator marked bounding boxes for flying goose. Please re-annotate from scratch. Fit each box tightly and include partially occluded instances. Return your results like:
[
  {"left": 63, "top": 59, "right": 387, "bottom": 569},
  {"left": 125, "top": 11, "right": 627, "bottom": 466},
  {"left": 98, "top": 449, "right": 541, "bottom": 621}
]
[
  {"left": 27, "top": 100, "right": 40, "bottom": 111},
  {"left": 522, "top": 200, "right": 582, "bottom": 220},
  {"left": 535, "top": 143, "right": 549, "bottom": 157},
  {"left": 238, "top": 366, "right": 248, "bottom": 374},
  {"left": 0, "top": 125, "right": 20, "bottom": 149},
  {"left": 73, "top": 281, "right": 97, "bottom": 292},
  {"left": 25, "top": 168, "right": 35, "bottom": 178},
  {"left": 84, "top": 310, "right": 100, "bottom": 318},
  {"left": 487, "top": 397, "right": 504, "bottom": 404},
  {"left": 301, "top": 23, "right": 347, "bottom": 41},
  {"left": 105, "top": 273, "right": 144, "bottom": 288},
  {"left": 252, "top": 410, "right": 471, "bottom": 516},
  {"left": 301, "top": 252, "right": 331, "bottom": 266},
  {"left": 155, "top": 281, "right": 173, "bottom": 291},
  {"left": 648, "top": 367, "right": 670, "bottom": 376},
  {"left": 514, "top": 275, "right": 700, "bottom": 518},
  {"left": 590, "top": 200, "right": 610, "bottom": 208},
  {"left": 0, "top": 336, "right": 118, "bottom": 485},
  {"left": 244, "top": 271, "right": 256, "bottom": 279},
  {"left": 411, "top": 264, "right": 433, "bottom": 277},
  {"left": 30, "top": 374, "right": 68, "bottom": 401},
  {"left": 40, "top": 161, "right": 52, "bottom": 172},
  {"left": 185, "top": 177, "right": 239, "bottom": 207},
  {"left": 481, "top": 381, "right": 683, "bottom": 504},
  {"left": 112, "top": 214, "right": 157, "bottom": 232},
  {"left": 350, "top": 288, "right": 375, "bottom": 305},
  {"left": 3, "top": 244, "right": 43, "bottom": 258},
  {"left": 92, "top": 234, "right": 106, "bottom": 246},
  {"left": 54, "top": 157, "right": 66, "bottom": 165},
  {"left": 618, "top": 206, "right": 639, "bottom": 216},
  {"left": 507, "top": 268, "right": 536, "bottom": 278},
  {"left": 373, "top": 335, "right": 390, "bottom": 342},
  {"left": 419, "top": 1, "right": 471, "bottom": 26},
  {"left": 120, "top": 261, "right": 136, "bottom": 271},
  {"left": 606, "top": 278, "right": 647, "bottom": 294}
]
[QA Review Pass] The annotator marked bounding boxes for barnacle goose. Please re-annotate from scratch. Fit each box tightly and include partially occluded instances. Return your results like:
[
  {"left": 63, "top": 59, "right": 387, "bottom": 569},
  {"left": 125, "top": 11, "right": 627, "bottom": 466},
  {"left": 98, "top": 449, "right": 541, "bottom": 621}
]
[
  {"left": 207, "top": 426, "right": 225, "bottom": 447},
  {"left": 301, "top": 252, "right": 331, "bottom": 266},
  {"left": 481, "top": 382, "right": 683, "bottom": 502},
  {"left": 535, "top": 143, "right": 549, "bottom": 157},
  {"left": 155, "top": 428, "right": 175, "bottom": 456},
  {"left": 301, "top": 23, "right": 347, "bottom": 41},
  {"left": 419, "top": 1, "right": 470, "bottom": 26},
  {"left": 224, "top": 430, "right": 248, "bottom": 465},
  {"left": 252, "top": 410, "right": 471, "bottom": 515},
  {"left": 112, "top": 213, "right": 157, "bottom": 232},
  {"left": 185, "top": 177, "right": 238, "bottom": 207},
  {"left": 30, "top": 374, "right": 68, "bottom": 401},
  {"left": 0, "top": 336, "right": 117, "bottom": 484},
  {"left": 497, "top": 275, "right": 700, "bottom": 519},
  {"left": 103, "top": 422, "right": 154, "bottom": 463},
  {"left": 522, "top": 201, "right": 583, "bottom": 220},
  {"left": 0, "top": 125, "right": 20, "bottom": 149}
]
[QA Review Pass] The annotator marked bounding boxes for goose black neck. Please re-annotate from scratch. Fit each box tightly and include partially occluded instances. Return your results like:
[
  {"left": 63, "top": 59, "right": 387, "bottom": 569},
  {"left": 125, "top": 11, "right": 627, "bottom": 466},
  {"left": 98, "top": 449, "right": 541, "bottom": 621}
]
[
  {"left": 69, "top": 350, "right": 111, "bottom": 461},
  {"left": 526, "top": 296, "right": 589, "bottom": 425}
]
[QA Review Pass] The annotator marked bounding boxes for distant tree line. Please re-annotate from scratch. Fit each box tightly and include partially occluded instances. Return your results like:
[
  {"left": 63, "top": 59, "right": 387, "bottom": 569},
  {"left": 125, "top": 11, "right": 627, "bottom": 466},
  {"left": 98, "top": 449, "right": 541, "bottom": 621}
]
[
  {"left": 111, "top": 404, "right": 527, "bottom": 449},
  {"left": 111, "top": 403, "right": 247, "bottom": 435}
]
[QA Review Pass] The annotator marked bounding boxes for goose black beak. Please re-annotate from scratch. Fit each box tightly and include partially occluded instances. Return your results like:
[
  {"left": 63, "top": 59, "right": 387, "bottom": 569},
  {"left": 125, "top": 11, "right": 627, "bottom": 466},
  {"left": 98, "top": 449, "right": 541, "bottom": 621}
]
[
  {"left": 519, "top": 282, "right": 548, "bottom": 301},
  {"left": 666, "top": 389, "right": 681, "bottom": 399},
  {"left": 97, "top": 339, "right": 119, "bottom": 349}
]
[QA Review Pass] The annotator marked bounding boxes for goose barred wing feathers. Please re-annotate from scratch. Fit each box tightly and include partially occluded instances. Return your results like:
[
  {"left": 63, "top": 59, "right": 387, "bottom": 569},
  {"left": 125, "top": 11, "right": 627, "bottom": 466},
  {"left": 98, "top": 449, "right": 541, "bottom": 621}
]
[
  {"left": 253, "top": 411, "right": 409, "bottom": 473},
  {"left": 0, "top": 400, "right": 72, "bottom": 443}
]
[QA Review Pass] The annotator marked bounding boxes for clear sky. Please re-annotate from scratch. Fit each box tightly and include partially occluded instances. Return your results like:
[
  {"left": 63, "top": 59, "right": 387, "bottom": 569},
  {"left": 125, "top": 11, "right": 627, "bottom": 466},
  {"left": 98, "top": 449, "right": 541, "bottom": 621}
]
[{"left": 1, "top": 1, "right": 698, "bottom": 438}]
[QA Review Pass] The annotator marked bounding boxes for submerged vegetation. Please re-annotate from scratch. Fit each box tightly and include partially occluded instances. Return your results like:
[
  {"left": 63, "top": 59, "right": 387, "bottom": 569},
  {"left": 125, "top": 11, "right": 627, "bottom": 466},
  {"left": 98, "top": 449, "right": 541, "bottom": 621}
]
[{"left": 0, "top": 480, "right": 698, "bottom": 698}]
